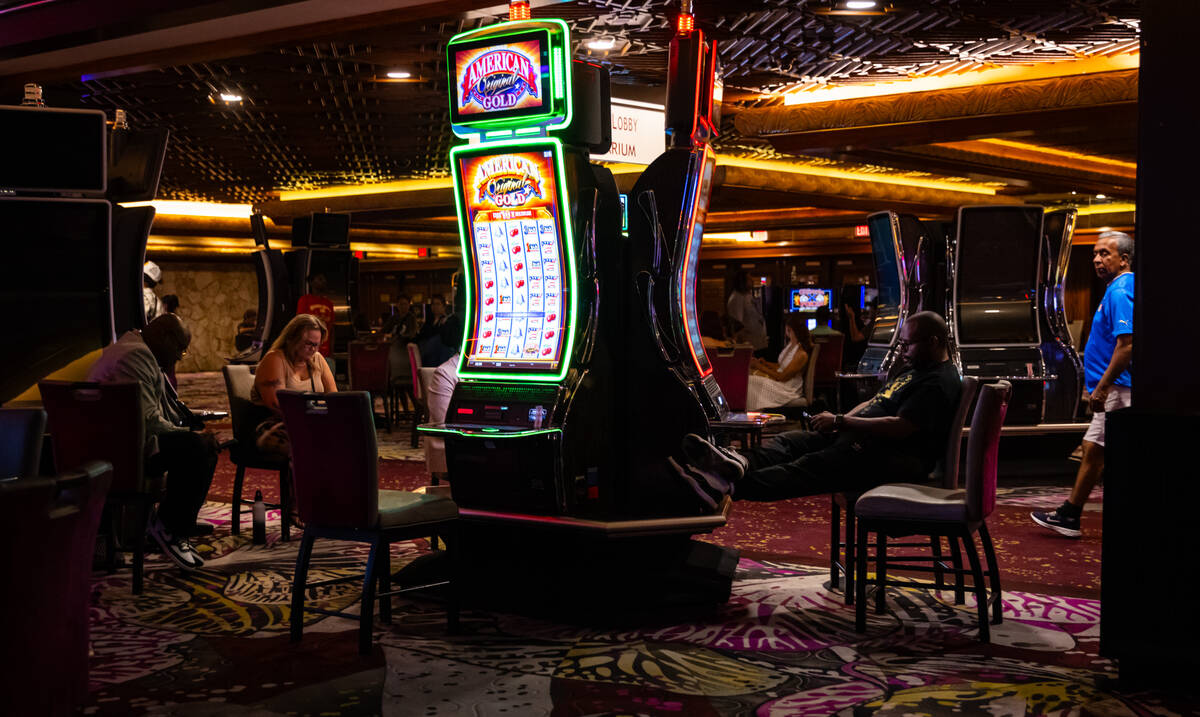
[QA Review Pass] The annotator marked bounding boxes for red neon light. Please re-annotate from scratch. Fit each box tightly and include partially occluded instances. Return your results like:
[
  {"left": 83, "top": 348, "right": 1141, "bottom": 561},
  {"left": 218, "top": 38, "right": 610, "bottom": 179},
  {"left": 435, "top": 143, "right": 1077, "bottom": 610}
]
[
  {"left": 456, "top": 408, "right": 475, "bottom": 415},
  {"left": 677, "top": 13, "right": 694, "bottom": 34},
  {"left": 508, "top": 0, "right": 530, "bottom": 21},
  {"left": 681, "top": 146, "right": 715, "bottom": 378}
]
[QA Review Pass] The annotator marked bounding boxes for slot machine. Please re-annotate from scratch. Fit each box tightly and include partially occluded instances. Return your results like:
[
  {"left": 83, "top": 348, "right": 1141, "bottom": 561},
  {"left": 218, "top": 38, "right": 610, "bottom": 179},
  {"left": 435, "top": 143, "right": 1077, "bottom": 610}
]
[
  {"left": 420, "top": 12, "right": 736, "bottom": 609},
  {"left": 629, "top": 7, "right": 753, "bottom": 428},
  {"left": 1038, "top": 208, "right": 1083, "bottom": 422}
]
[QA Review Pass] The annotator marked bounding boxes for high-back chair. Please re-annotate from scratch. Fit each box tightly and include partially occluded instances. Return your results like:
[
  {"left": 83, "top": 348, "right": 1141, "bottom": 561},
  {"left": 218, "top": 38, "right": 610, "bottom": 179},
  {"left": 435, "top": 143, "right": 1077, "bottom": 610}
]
[
  {"left": 278, "top": 390, "right": 459, "bottom": 656},
  {"left": 810, "top": 333, "right": 844, "bottom": 408},
  {"left": 222, "top": 364, "right": 294, "bottom": 540},
  {"left": 830, "top": 376, "right": 980, "bottom": 605},
  {"left": 709, "top": 346, "right": 753, "bottom": 411},
  {"left": 0, "top": 461, "right": 112, "bottom": 716},
  {"left": 39, "top": 380, "right": 156, "bottom": 594},
  {"left": 853, "top": 380, "right": 1010, "bottom": 642},
  {"left": 349, "top": 339, "right": 392, "bottom": 432},
  {"left": 406, "top": 342, "right": 425, "bottom": 448},
  {"left": 0, "top": 407, "right": 47, "bottom": 479}
]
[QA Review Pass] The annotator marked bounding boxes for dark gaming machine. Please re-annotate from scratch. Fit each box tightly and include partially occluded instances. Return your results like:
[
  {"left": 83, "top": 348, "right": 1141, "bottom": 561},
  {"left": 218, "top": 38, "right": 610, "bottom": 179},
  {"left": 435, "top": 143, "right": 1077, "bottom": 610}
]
[{"left": 419, "top": 5, "right": 737, "bottom": 610}]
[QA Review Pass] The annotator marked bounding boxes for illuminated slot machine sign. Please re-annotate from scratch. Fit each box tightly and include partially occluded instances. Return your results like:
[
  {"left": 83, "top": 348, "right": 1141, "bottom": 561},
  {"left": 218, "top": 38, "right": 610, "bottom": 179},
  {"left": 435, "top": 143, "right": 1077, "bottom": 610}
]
[
  {"left": 791, "top": 288, "right": 832, "bottom": 311},
  {"left": 677, "top": 148, "right": 716, "bottom": 378},
  {"left": 451, "top": 141, "right": 575, "bottom": 380}
]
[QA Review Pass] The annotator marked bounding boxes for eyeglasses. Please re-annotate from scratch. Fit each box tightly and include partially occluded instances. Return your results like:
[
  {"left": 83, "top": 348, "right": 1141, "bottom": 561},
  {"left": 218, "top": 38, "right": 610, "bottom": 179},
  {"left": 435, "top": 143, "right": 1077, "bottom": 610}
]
[{"left": 301, "top": 341, "right": 320, "bottom": 350}]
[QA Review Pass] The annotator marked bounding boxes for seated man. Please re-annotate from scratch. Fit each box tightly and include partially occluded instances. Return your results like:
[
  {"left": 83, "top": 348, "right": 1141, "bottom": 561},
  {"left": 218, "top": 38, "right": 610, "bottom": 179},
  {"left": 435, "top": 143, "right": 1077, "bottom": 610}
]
[
  {"left": 673, "top": 311, "right": 962, "bottom": 509},
  {"left": 88, "top": 314, "right": 218, "bottom": 570}
]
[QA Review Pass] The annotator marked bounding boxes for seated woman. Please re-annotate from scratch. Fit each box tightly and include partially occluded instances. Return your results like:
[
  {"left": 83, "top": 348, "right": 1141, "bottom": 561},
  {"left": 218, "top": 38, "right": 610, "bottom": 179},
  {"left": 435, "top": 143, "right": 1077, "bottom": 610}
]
[
  {"left": 745, "top": 313, "right": 813, "bottom": 411},
  {"left": 252, "top": 314, "right": 338, "bottom": 459}
]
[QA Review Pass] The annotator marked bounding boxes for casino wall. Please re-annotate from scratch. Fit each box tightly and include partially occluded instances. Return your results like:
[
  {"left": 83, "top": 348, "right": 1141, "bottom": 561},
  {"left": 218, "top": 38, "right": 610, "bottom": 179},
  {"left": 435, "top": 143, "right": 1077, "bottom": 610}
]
[{"left": 150, "top": 260, "right": 257, "bottom": 372}]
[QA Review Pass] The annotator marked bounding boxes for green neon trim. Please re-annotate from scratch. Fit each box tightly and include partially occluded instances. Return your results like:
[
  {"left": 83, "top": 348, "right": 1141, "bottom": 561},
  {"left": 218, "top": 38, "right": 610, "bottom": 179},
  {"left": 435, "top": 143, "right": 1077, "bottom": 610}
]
[
  {"left": 417, "top": 425, "right": 562, "bottom": 439},
  {"left": 446, "top": 19, "right": 574, "bottom": 138},
  {"left": 485, "top": 130, "right": 514, "bottom": 139},
  {"left": 449, "top": 136, "right": 579, "bottom": 383},
  {"left": 515, "top": 127, "right": 542, "bottom": 135}
]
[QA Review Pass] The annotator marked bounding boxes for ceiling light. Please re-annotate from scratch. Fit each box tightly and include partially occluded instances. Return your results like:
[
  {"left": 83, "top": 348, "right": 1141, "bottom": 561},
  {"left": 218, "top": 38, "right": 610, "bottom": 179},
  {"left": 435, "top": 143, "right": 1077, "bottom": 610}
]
[
  {"left": 1095, "top": 194, "right": 1107, "bottom": 199},
  {"left": 386, "top": 71, "right": 411, "bottom": 79},
  {"left": 845, "top": 1, "right": 877, "bottom": 8},
  {"left": 586, "top": 38, "right": 616, "bottom": 51},
  {"left": 219, "top": 93, "right": 242, "bottom": 103}
]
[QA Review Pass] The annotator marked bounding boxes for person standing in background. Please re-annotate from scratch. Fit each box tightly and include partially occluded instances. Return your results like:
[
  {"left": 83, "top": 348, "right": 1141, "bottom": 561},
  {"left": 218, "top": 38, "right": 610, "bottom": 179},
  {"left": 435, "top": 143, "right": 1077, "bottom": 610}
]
[
  {"left": 296, "top": 272, "right": 336, "bottom": 370},
  {"left": 727, "top": 270, "right": 768, "bottom": 357},
  {"left": 143, "top": 260, "right": 164, "bottom": 324}
]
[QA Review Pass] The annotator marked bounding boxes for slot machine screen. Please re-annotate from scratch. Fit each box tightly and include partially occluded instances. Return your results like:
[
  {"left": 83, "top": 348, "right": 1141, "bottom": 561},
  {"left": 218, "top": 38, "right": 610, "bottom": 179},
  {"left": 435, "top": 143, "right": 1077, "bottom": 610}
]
[
  {"left": 956, "top": 206, "right": 1041, "bottom": 344},
  {"left": 450, "top": 30, "right": 552, "bottom": 125},
  {"left": 790, "top": 288, "right": 831, "bottom": 311},
  {"left": 454, "top": 144, "right": 571, "bottom": 376},
  {"left": 867, "top": 212, "right": 903, "bottom": 347}
]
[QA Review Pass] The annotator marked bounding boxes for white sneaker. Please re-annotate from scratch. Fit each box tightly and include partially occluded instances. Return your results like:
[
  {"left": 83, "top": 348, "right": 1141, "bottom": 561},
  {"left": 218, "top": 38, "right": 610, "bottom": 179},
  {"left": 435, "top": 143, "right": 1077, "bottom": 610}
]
[{"left": 148, "top": 519, "right": 205, "bottom": 570}]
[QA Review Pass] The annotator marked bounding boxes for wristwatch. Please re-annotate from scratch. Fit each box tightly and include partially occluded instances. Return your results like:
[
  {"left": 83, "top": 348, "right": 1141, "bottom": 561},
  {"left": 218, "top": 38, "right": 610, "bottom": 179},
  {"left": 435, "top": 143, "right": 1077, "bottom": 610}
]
[{"left": 835, "top": 414, "right": 845, "bottom": 430}]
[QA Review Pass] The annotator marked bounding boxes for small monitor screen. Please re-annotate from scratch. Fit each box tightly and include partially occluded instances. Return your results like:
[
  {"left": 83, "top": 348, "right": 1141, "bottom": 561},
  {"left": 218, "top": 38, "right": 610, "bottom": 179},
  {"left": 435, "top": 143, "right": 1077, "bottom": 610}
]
[
  {"left": 0, "top": 107, "right": 106, "bottom": 193},
  {"left": 867, "top": 212, "right": 903, "bottom": 347},
  {"left": 807, "top": 318, "right": 817, "bottom": 331},
  {"left": 451, "top": 31, "right": 551, "bottom": 125},
  {"left": 791, "top": 288, "right": 831, "bottom": 311},
  {"left": 457, "top": 146, "right": 568, "bottom": 374}
]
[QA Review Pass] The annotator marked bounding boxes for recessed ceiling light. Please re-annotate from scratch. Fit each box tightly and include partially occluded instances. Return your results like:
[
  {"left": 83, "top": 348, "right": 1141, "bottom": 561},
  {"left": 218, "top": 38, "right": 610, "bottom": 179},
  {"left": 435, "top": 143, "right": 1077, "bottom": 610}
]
[
  {"left": 219, "top": 93, "right": 243, "bottom": 103},
  {"left": 1095, "top": 193, "right": 1107, "bottom": 199},
  {"left": 386, "top": 71, "right": 412, "bottom": 79},
  {"left": 845, "top": 0, "right": 878, "bottom": 8},
  {"left": 587, "top": 38, "right": 616, "bottom": 51}
]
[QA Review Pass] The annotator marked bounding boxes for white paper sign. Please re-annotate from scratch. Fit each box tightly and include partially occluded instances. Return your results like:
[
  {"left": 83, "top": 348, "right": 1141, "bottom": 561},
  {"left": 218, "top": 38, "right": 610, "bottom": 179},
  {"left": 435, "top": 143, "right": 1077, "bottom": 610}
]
[{"left": 592, "top": 99, "right": 665, "bottom": 165}]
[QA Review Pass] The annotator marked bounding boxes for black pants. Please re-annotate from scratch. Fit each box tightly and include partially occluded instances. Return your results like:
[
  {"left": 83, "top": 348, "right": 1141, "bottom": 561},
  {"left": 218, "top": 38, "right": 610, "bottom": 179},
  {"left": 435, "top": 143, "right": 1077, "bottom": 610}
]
[
  {"left": 146, "top": 431, "right": 218, "bottom": 536},
  {"left": 736, "top": 430, "right": 926, "bottom": 501}
]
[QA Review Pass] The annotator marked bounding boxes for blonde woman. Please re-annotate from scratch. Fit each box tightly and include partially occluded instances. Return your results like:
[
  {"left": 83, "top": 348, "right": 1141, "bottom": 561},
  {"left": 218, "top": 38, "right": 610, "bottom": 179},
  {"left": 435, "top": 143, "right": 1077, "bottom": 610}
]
[{"left": 252, "top": 313, "right": 338, "bottom": 457}]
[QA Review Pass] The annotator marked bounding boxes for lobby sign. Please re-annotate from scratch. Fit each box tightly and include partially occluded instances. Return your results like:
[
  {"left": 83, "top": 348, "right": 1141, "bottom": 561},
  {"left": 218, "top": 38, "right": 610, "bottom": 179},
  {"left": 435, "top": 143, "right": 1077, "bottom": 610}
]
[{"left": 592, "top": 99, "right": 665, "bottom": 165}]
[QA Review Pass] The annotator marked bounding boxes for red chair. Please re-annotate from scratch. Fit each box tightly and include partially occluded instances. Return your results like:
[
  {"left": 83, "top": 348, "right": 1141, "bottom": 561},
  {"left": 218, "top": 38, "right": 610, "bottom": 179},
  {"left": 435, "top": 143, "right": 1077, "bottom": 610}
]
[
  {"left": 810, "top": 333, "right": 844, "bottom": 406},
  {"left": 709, "top": 345, "right": 753, "bottom": 411},
  {"left": 0, "top": 461, "right": 112, "bottom": 716},
  {"left": 278, "top": 389, "right": 459, "bottom": 656},
  {"left": 349, "top": 339, "right": 392, "bottom": 432},
  {"left": 0, "top": 407, "right": 46, "bottom": 478},
  {"left": 40, "top": 380, "right": 160, "bottom": 594},
  {"left": 854, "top": 380, "right": 1010, "bottom": 641},
  {"left": 406, "top": 342, "right": 425, "bottom": 448}
]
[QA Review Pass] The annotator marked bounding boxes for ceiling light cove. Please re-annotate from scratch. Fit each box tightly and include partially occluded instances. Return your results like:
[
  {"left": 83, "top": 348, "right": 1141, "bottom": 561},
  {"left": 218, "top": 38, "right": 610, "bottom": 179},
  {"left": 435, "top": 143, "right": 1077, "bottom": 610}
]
[{"left": 386, "top": 71, "right": 411, "bottom": 79}]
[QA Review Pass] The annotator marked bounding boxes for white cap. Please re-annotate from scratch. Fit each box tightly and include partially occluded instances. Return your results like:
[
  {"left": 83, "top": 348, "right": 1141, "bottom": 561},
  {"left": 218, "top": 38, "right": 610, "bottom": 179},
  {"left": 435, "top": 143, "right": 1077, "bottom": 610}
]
[{"left": 143, "top": 260, "right": 162, "bottom": 282}]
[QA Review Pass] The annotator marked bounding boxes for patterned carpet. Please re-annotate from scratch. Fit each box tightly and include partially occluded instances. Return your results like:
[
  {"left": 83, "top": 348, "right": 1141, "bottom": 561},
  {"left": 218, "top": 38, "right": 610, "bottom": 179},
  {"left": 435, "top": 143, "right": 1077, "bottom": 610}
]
[{"left": 84, "top": 373, "right": 1165, "bottom": 715}]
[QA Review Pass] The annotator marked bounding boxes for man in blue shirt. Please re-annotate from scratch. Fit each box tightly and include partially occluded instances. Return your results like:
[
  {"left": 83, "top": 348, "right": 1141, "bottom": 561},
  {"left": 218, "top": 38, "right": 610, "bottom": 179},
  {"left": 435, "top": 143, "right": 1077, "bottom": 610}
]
[{"left": 1032, "top": 231, "right": 1134, "bottom": 537}]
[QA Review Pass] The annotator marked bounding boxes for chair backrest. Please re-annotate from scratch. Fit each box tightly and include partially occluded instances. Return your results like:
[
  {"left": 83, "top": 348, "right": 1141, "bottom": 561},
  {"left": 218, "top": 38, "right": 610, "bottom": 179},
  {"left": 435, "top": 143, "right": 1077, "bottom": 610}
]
[
  {"left": 39, "top": 381, "right": 145, "bottom": 494},
  {"left": 348, "top": 340, "right": 390, "bottom": 392},
  {"left": 801, "top": 343, "right": 820, "bottom": 405},
  {"left": 277, "top": 390, "right": 379, "bottom": 529},
  {"left": 935, "top": 375, "right": 980, "bottom": 489},
  {"left": 811, "top": 334, "right": 844, "bottom": 384},
  {"left": 0, "top": 408, "right": 46, "bottom": 479},
  {"left": 964, "top": 380, "right": 1010, "bottom": 522},
  {"left": 709, "top": 346, "right": 752, "bottom": 411},
  {"left": 407, "top": 343, "right": 424, "bottom": 401},
  {"left": 222, "top": 364, "right": 262, "bottom": 445}
]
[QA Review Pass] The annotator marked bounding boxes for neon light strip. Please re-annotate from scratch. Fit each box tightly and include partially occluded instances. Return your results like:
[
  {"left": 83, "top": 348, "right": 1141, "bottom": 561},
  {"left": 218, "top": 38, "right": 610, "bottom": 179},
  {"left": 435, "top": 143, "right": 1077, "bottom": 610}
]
[
  {"left": 449, "top": 136, "right": 579, "bottom": 383},
  {"left": 417, "top": 426, "right": 561, "bottom": 439},
  {"left": 679, "top": 146, "right": 714, "bottom": 378}
]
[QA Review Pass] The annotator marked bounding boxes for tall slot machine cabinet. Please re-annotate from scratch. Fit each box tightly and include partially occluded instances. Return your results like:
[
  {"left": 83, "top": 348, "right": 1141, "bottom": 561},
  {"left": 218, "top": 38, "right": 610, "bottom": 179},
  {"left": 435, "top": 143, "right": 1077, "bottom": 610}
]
[{"left": 421, "top": 15, "right": 736, "bottom": 610}]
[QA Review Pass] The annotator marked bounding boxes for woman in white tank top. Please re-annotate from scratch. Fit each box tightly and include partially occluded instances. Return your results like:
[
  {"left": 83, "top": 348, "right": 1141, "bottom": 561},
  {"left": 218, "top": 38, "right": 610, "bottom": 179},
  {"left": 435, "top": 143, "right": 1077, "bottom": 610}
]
[{"left": 746, "top": 313, "right": 813, "bottom": 411}]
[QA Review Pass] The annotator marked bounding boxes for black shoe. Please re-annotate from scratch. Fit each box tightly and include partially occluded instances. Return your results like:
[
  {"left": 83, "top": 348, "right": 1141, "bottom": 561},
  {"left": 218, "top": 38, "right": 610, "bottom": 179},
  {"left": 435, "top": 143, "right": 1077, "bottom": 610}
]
[
  {"left": 681, "top": 433, "right": 747, "bottom": 483},
  {"left": 1030, "top": 506, "right": 1082, "bottom": 538},
  {"left": 148, "top": 519, "right": 205, "bottom": 570}
]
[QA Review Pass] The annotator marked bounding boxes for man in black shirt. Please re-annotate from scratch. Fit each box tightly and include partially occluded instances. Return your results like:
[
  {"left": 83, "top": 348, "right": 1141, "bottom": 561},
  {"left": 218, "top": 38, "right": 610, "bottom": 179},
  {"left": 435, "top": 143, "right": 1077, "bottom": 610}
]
[{"left": 674, "top": 311, "right": 962, "bottom": 507}]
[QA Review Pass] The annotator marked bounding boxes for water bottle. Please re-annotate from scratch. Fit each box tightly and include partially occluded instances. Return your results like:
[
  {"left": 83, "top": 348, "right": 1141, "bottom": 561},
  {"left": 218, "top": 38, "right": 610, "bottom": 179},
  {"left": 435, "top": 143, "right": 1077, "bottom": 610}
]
[{"left": 252, "top": 490, "right": 266, "bottom": 545}]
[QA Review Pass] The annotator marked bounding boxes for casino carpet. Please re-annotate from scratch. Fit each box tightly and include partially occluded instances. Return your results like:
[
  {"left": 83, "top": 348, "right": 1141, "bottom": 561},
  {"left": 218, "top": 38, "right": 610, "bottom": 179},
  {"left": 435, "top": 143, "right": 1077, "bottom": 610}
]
[{"left": 76, "top": 372, "right": 1143, "bottom": 714}]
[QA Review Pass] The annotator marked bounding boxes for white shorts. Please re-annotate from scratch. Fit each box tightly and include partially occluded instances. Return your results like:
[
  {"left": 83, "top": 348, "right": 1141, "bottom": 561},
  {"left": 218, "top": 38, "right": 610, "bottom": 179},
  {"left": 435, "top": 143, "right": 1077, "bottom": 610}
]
[{"left": 1082, "top": 385, "right": 1132, "bottom": 446}]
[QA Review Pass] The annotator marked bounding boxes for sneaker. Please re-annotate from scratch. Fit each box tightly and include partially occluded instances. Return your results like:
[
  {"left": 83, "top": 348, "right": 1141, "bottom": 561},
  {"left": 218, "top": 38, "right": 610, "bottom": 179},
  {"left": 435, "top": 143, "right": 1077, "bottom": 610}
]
[
  {"left": 148, "top": 518, "right": 205, "bottom": 570},
  {"left": 1030, "top": 507, "right": 1081, "bottom": 538},
  {"left": 681, "top": 433, "right": 747, "bottom": 483},
  {"left": 667, "top": 457, "right": 720, "bottom": 511}
]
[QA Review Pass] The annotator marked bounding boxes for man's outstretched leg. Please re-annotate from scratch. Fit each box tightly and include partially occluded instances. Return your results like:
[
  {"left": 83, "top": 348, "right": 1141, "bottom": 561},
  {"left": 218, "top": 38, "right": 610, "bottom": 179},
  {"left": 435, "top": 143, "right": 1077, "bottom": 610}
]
[{"left": 1031, "top": 439, "right": 1102, "bottom": 538}]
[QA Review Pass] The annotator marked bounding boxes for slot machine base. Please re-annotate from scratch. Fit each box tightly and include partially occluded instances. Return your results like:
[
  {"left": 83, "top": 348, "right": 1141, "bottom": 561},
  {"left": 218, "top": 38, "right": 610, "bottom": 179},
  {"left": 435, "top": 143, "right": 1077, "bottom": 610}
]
[{"left": 453, "top": 519, "right": 738, "bottom": 617}]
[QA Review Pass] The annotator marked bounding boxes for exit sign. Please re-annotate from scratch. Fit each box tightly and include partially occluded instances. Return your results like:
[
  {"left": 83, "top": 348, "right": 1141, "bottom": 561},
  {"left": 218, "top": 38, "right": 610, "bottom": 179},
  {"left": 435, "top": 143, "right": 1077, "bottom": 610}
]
[{"left": 854, "top": 225, "right": 870, "bottom": 237}]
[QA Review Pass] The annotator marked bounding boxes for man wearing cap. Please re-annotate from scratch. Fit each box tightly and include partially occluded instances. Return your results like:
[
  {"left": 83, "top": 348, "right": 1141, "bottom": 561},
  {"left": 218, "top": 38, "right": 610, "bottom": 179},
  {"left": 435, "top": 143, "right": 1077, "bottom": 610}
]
[{"left": 143, "top": 260, "right": 164, "bottom": 324}]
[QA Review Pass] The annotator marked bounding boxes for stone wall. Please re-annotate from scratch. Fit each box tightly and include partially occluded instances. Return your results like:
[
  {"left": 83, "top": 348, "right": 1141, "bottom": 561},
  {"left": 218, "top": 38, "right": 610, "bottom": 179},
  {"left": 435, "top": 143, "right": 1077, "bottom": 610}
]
[{"left": 151, "top": 260, "right": 258, "bottom": 372}]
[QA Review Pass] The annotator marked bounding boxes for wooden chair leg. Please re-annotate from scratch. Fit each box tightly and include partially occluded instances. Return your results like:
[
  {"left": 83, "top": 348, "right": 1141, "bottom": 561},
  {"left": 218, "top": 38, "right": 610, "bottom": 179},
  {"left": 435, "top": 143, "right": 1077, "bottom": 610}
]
[
  {"left": 855, "top": 520, "right": 868, "bottom": 632},
  {"left": 359, "top": 537, "right": 382, "bottom": 656},
  {"left": 874, "top": 530, "right": 887, "bottom": 615},
  {"left": 962, "top": 530, "right": 990, "bottom": 642},
  {"left": 231, "top": 464, "right": 246, "bottom": 535},
  {"left": 949, "top": 535, "right": 965, "bottom": 604},
  {"left": 829, "top": 497, "right": 841, "bottom": 589},
  {"left": 979, "top": 522, "right": 1003, "bottom": 625},
  {"left": 931, "top": 535, "right": 945, "bottom": 591},
  {"left": 132, "top": 499, "right": 151, "bottom": 595},
  {"left": 844, "top": 502, "right": 856, "bottom": 606},
  {"left": 290, "top": 532, "right": 315, "bottom": 642},
  {"left": 378, "top": 543, "right": 392, "bottom": 624}
]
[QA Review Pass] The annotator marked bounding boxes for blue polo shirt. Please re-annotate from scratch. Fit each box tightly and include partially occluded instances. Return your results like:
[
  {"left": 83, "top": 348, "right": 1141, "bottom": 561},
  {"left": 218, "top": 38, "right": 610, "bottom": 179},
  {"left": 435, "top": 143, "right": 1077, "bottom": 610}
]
[{"left": 1083, "top": 271, "right": 1133, "bottom": 392}]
